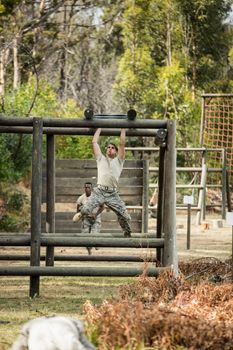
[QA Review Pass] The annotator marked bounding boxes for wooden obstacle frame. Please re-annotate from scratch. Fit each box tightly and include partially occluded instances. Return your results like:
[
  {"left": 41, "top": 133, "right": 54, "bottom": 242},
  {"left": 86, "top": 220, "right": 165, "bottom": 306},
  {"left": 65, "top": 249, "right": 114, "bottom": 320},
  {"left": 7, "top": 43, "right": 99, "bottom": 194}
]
[{"left": 0, "top": 116, "right": 177, "bottom": 297}]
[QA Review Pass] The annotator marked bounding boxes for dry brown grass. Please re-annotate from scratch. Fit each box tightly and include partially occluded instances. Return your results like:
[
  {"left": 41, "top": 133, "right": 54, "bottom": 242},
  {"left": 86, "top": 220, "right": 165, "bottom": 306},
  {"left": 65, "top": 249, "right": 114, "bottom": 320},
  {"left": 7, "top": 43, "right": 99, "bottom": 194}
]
[{"left": 83, "top": 259, "right": 233, "bottom": 350}]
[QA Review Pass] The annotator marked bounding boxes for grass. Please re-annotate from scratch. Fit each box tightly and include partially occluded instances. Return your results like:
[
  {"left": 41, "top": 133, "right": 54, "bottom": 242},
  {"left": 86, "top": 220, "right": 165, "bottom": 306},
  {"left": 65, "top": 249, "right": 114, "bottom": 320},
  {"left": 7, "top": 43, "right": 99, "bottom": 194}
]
[{"left": 0, "top": 275, "right": 134, "bottom": 350}]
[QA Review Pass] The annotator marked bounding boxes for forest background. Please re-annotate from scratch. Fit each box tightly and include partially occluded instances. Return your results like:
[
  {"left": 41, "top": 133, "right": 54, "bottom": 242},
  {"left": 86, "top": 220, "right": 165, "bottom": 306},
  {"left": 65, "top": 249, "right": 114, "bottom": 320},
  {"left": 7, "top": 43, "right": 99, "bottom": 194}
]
[{"left": 0, "top": 0, "right": 233, "bottom": 231}]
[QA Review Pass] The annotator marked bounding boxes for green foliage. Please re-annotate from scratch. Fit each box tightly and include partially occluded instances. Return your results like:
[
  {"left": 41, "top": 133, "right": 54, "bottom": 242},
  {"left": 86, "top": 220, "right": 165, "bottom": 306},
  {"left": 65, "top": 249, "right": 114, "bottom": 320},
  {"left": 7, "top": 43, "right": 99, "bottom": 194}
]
[
  {"left": 114, "top": 46, "right": 157, "bottom": 110},
  {"left": 155, "top": 59, "right": 201, "bottom": 146},
  {"left": 1, "top": 78, "right": 87, "bottom": 180},
  {"left": 0, "top": 215, "right": 19, "bottom": 232},
  {"left": 6, "top": 191, "right": 27, "bottom": 211},
  {"left": 3, "top": 76, "right": 59, "bottom": 117},
  {"left": 0, "top": 135, "right": 14, "bottom": 181},
  {"left": 175, "top": 0, "right": 233, "bottom": 91},
  {"left": 56, "top": 135, "right": 93, "bottom": 159}
]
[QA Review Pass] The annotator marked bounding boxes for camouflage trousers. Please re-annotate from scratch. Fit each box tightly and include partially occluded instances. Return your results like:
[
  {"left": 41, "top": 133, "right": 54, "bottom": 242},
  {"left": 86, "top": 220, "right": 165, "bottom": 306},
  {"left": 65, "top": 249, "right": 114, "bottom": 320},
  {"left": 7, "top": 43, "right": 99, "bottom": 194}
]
[
  {"left": 81, "top": 217, "right": 101, "bottom": 234},
  {"left": 81, "top": 187, "right": 131, "bottom": 237},
  {"left": 81, "top": 218, "right": 101, "bottom": 255}
]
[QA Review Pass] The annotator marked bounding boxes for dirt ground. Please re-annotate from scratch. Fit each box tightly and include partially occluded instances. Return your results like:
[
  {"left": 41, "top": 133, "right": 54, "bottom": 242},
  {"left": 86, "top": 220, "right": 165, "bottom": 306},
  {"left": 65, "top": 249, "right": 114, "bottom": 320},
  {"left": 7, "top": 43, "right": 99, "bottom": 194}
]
[
  {"left": 0, "top": 211, "right": 231, "bottom": 267},
  {"left": 159, "top": 211, "right": 232, "bottom": 262},
  {"left": 52, "top": 211, "right": 232, "bottom": 265}
]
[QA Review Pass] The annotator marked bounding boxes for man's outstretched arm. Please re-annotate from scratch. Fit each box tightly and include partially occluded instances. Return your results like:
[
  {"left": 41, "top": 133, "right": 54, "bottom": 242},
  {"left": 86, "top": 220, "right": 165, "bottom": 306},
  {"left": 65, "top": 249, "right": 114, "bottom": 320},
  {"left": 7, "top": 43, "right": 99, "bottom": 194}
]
[
  {"left": 92, "top": 128, "right": 102, "bottom": 159},
  {"left": 118, "top": 129, "right": 126, "bottom": 160}
]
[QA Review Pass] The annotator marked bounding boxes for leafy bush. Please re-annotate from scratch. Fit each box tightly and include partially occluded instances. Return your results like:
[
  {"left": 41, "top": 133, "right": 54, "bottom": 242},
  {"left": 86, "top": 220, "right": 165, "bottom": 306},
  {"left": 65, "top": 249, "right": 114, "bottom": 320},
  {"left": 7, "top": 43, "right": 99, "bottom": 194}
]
[
  {"left": 6, "top": 191, "right": 27, "bottom": 211},
  {"left": 0, "top": 214, "right": 28, "bottom": 232}
]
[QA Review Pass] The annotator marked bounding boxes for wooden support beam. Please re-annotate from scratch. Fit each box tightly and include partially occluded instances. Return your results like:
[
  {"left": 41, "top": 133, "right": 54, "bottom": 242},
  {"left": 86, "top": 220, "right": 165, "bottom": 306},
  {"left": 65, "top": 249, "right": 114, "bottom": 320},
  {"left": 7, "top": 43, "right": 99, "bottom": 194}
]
[
  {"left": 45, "top": 134, "right": 55, "bottom": 266},
  {"left": 30, "top": 117, "right": 43, "bottom": 298},
  {"left": 0, "top": 255, "right": 158, "bottom": 262},
  {"left": 0, "top": 266, "right": 167, "bottom": 277},
  {"left": 0, "top": 117, "right": 167, "bottom": 129},
  {"left": 0, "top": 126, "right": 160, "bottom": 137},
  {"left": 0, "top": 236, "right": 164, "bottom": 248},
  {"left": 163, "top": 120, "right": 178, "bottom": 273}
]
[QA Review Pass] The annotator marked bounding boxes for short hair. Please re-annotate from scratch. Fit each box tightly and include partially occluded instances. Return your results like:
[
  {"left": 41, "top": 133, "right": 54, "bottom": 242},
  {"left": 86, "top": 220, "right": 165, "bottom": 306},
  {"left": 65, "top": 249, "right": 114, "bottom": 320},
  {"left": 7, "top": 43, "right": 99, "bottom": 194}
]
[
  {"left": 107, "top": 142, "right": 118, "bottom": 152},
  {"left": 84, "top": 182, "right": 92, "bottom": 187}
]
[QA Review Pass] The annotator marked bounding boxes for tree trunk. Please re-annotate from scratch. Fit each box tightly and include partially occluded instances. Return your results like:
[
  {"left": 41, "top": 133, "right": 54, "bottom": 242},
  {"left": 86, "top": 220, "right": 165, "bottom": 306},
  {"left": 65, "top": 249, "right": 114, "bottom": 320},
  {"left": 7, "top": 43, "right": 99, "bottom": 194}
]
[
  {"left": 166, "top": 10, "right": 172, "bottom": 66},
  {"left": 191, "top": 24, "right": 197, "bottom": 100},
  {"left": 13, "top": 36, "right": 20, "bottom": 89},
  {"left": 0, "top": 47, "right": 9, "bottom": 102}
]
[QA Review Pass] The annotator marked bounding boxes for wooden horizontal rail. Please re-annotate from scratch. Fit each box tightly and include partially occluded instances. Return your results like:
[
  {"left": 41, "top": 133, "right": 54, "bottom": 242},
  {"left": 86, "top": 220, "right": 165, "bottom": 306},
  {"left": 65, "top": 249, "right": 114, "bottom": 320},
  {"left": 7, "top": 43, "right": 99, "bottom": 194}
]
[
  {"left": 202, "top": 93, "right": 233, "bottom": 97},
  {"left": 149, "top": 184, "right": 222, "bottom": 189},
  {"left": 0, "top": 235, "right": 164, "bottom": 248},
  {"left": 176, "top": 206, "right": 201, "bottom": 211},
  {"left": 0, "top": 255, "right": 157, "bottom": 262},
  {"left": 0, "top": 266, "right": 167, "bottom": 277},
  {"left": 0, "top": 117, "right": 167, "bottom": 129},
  {"left": 126, "top": 147, "right": 224, "bottom": 152},
  {"left": 149, "top": 167, "right": 223, "bottom": 172},
  {"left": 0, "top": 126, "right": 158, "bottom": 137}
]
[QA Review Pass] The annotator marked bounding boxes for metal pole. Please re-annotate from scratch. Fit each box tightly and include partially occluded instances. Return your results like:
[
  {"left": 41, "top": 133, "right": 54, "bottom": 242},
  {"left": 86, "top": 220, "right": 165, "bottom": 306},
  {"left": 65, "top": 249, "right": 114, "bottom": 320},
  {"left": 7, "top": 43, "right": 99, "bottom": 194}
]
[
  {"left": 226, "top": 170, "right": 232, "bottom": 212},
  {"left": 232, "top": 226, "right": 233, "bottom": 283},
  {"left": 187, "top": 204, "right": 191, "bottom": 250},
  {"left": 156, "top": 146, "right": 165, "bottom": 262},
  {"left": 30, "top": 117, "right": 43, "bottom": 298},
  {"left": 142, "top": 160, "right": 149, "bottom": 233},
  {"left": 196, "top": 162, "right": 207, "bottom": 225},
  {"left": 45, "top": 134, "right": 55, "bottom": 266},
  {"left": 0, "top": 236, "right": 165, "bottom": 248},
  {"left": 0, "top": 116, "right": 167, "bottom": 129},
  {"left": 0, "top": 266, "right": 166, "bottom": 277},
  {"left": 200, "top": 96, "right": 205, "bottom": 146},
  {"left": 221, "top": 149, "right": 227, "bottom": 219},
  {"left": 163, "top": 120, "right": 178, "bottom": 273},
  {"left": 0, "top": 126, "right": 160, "bottom": 137}
]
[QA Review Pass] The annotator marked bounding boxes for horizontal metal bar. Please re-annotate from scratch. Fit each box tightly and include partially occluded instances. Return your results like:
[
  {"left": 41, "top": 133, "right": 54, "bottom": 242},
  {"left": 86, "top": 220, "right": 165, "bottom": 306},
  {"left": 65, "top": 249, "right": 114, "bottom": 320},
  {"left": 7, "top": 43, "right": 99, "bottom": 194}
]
[
  {"left": 0, "top": 255, "right": 157, "bottom": 262},
  {"left": 150, "top": 184, "right": 222, "bottom": 189},
  {"left": 0, "top": 266, "right": 167, "bottom": 277},
  {"left": 176, "top": 207, "right": 201, "bottom": 211},
  {"left": 149, "top": 167, "right": 223, "bottom": 172},
  {"left": 0, "top": 117, "right": 167, "bottom": 129},
  {"left": 0, "top": 236, "right": 164, "bottom": 248},
  {"left": 94, "top": 115, "right": 127, "bottom": 119},
  {"left": 0, "top": 126, "right": 158, "bottom": 137},
  {"left": 126, "top": 147, "right": 224, "bottom": 152},
  {"left": 150, "top": 184, "right": 203, "bottom": 189},
  {"left": 202, "top": 93, "right": 233, "bottom": 97}
]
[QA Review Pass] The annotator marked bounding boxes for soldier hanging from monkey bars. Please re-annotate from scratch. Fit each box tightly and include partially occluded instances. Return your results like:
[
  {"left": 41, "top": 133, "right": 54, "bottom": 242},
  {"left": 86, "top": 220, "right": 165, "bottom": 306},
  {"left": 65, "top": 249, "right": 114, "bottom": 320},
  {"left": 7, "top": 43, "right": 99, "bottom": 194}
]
[{"left": 77, "top": 128, "right": 132, "bottom": 237}]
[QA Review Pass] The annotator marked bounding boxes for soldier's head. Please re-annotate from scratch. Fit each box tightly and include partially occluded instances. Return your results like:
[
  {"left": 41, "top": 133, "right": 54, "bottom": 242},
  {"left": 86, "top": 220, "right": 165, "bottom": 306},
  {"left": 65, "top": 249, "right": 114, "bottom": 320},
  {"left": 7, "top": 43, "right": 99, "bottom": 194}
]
[
  {"left": 84, "top": 182, "right": 92, "bottom": 197},
  {"left": 106, "top": 142, "right": 118, "bottom": 158}
]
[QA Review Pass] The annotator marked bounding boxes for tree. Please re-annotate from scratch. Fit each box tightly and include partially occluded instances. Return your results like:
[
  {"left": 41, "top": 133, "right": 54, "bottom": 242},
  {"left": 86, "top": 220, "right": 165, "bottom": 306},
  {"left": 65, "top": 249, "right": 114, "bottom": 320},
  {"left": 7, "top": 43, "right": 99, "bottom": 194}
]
[{"left": 175, "top": 0, "right": 233, "bottom": 96}]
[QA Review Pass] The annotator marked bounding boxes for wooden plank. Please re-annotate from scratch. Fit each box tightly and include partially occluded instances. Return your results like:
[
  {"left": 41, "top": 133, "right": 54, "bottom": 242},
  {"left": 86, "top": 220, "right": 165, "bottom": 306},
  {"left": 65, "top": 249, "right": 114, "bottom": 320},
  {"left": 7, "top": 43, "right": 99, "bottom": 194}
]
[
  {"left": 44, "top": 195, "right": 143, "bottom": 205},
  {"left": 52, "top": 159, "right": 143, "bottom": 169},
  {"left": 42, "top": 188, "right": 143, "bottom": 202},
  {"left": 51, "top": 168, "right": 143, "bottom": 178},
  {"left": 49, "top": 186, "right": 142, "bottom": 196},
  {"left": 49, "top": 177, "right": 143, "bottom": 187},
  {"left": 41, "top": 225, "right": 142, "bottom": 234},
  {"left": 42, "top": 211, "right": 142, "bottom": 221}
]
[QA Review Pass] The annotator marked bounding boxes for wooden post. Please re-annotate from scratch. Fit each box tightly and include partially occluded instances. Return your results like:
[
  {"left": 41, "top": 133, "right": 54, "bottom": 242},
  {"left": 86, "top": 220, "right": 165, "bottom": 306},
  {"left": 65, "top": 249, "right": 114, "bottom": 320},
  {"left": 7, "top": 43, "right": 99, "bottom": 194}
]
[
  {"left": 226, "top": 170, "right": 232, "bottom": 212},
  {"left": 142, "top": 159, "right": 149, "bottom": 233},
  {"left": 196, "top": 162, "right": 207, "bottom": 225},
  {"left": 187, "top": 204, "right": 191, "bottom": 250},
  {"left": 200, "top": 96, "right": 205, "bottom": 146},
  {"left": 45, "top": 134, "right": 55, "bottom": 266},
  {"left": 156, "top": 146, "right": 165, "bottom": 262},
  {"left": 163, "top": 120, "right": 178, "bottom": 273},
  {"left": 221, "top": 148, "right": 227, "bottom": 220},
  {"left": 30, "top": 117, "right": 43, "bottom": 298}
]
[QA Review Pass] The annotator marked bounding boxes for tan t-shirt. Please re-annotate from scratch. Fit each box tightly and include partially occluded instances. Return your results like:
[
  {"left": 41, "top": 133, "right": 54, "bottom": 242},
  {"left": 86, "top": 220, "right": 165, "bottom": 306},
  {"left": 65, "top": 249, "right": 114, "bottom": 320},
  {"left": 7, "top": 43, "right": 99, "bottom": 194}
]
[{"left": 96, "top": 154, "right": 124, "bottom": 188}]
